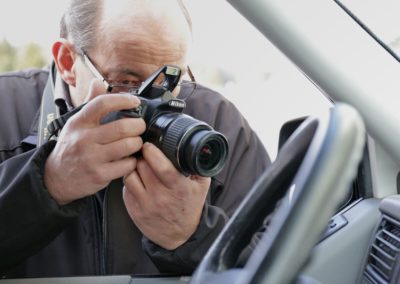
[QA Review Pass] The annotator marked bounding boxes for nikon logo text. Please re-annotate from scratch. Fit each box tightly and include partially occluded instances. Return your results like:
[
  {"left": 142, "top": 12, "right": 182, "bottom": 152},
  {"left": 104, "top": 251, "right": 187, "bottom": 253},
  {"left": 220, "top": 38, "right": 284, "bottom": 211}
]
[{"left": 169, "top": 100, "right": 185, "bottom": 108}]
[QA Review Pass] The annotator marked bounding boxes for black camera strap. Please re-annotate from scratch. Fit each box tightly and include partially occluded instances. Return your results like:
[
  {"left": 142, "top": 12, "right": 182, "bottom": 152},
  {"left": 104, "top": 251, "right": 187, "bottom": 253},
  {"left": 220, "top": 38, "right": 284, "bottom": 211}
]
[
  {"left": 38, "top": 65, "right": 58, "bottom": 146},
  {"left": 46, "top": 104, "right": 86, "bottom": 139},
  {"left": 38, "top": 63, "right": 86, "bottom": 144}
]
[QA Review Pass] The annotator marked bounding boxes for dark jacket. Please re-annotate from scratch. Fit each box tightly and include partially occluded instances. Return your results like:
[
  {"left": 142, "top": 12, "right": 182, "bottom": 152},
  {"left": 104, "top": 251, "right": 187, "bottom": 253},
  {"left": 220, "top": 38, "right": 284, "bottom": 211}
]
[{"left": 0, "top": 68, "right": 270, "bottom": 278}]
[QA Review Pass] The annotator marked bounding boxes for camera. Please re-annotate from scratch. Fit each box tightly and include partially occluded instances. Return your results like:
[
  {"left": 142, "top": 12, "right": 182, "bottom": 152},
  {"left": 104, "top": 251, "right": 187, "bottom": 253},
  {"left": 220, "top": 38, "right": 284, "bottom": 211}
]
[
  {"left": 107, "top": 65, "right": 229, "bottom": 177},
  {"left": 48, "top": 65, "right": 228, "bottom": 177}
]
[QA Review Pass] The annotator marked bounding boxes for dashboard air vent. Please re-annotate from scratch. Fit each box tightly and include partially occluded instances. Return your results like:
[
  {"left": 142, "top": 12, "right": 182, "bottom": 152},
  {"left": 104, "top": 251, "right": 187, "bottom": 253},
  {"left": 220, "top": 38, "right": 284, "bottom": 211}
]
[
  {"left": 363, "top": 215, "right": 400, "bottom": 283},
  {"left": 364, "top": 215, "right": 400, "bottom": 284}
]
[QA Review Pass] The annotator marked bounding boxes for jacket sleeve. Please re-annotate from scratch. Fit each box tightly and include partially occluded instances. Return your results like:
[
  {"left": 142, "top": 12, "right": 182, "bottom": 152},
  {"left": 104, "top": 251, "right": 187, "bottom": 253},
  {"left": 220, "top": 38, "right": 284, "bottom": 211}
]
[
  {"left": 143, "top": 85, "right": 271, "bottom": 274},
  {"left": 0, "top": 141, "right": 87, "bottom": 275}
]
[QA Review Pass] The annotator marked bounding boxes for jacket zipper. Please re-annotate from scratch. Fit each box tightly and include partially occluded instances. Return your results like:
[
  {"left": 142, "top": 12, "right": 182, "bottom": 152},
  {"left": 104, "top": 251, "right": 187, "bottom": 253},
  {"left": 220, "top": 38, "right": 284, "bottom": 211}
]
[
  {"left": 102, "top": 188, "right": 110, "bottom": 274},
  {"left": 91, "top": 195, "right": 106, "bottom": 275}
]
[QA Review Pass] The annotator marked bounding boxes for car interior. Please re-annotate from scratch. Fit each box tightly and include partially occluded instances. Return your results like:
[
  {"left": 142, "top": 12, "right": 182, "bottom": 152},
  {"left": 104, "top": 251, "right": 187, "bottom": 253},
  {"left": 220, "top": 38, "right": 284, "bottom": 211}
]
[{"left": 3, "top": 0, "right": 400, "bottom": 283}]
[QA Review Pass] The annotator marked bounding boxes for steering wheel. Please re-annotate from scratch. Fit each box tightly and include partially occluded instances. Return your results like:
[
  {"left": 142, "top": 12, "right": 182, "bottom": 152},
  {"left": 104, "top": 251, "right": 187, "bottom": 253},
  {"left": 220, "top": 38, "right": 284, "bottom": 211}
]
[{"left": 190, "top": 103, "right": 365, "bottom": 284}]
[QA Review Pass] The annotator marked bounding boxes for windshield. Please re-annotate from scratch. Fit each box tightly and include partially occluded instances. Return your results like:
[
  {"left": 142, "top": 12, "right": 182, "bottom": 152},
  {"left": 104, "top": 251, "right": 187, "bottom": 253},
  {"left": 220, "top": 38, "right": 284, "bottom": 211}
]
[{"left": 337, "top": 0, "right": 400, "bottom": 60}]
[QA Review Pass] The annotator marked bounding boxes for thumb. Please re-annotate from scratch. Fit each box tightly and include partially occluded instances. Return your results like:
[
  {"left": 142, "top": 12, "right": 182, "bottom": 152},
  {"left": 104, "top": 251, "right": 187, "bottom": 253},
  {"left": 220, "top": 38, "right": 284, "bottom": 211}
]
[{"left": 84, "top": 78, "right": 108, "bottom": 103}]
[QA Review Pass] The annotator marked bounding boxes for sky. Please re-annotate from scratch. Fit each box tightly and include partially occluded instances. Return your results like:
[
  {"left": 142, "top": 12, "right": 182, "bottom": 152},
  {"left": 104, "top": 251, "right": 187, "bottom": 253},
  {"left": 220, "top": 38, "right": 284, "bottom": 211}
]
[
  {"left": 0, "top": 0, "right": 398, "bottom": 159},
  {"left": 0, "top": 1, "right": 68, "bottom": 56}
]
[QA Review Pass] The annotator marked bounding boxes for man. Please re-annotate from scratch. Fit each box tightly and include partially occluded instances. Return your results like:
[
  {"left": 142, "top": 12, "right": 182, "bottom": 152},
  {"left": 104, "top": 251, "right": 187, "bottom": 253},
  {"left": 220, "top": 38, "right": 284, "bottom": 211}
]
[{"left": 0, "top": 0, "right": 270, "bottom": 278}]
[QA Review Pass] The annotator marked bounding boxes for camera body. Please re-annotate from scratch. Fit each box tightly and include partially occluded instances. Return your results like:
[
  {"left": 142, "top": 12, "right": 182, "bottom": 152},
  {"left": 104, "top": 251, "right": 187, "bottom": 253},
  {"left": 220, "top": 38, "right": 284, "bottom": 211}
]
[{"left": 111, "top": 65, "right": 229, "bottom": 177}]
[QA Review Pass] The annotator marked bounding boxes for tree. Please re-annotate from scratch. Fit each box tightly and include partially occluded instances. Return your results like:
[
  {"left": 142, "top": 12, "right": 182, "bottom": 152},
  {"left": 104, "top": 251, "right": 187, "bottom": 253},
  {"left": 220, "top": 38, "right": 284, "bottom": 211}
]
[
  {"left": 16, "top": 43, "right": 48, "bottom": 70},
  {"left": 0, "top": 39, "right": 17, "bottom": 72}
]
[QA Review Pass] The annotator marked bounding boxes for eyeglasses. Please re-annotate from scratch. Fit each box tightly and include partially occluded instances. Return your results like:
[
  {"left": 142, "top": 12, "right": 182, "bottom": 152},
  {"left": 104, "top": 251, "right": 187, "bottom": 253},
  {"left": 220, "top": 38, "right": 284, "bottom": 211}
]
[
  {"left": 81, "top": 49, "right": 198, "bottom": 98},
  {"left": 82, "top": 51, "right": 141, "bottom": 94},
  {"left": 176, "top": 66, "right": 198, "bottom": 100}
]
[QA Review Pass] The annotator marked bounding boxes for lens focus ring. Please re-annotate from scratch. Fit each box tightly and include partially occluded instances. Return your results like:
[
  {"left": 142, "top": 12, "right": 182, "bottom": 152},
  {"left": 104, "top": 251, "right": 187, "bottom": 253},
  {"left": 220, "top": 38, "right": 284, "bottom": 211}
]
[{"left": 162, "top": 115, "right": 210, "bottom": 171}]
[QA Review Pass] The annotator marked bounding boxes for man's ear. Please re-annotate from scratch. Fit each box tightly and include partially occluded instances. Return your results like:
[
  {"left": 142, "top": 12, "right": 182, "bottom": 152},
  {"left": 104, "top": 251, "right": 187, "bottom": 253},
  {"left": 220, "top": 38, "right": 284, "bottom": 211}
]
[{"left": 52, "top": 39, "right": 78, "bottom": 87}]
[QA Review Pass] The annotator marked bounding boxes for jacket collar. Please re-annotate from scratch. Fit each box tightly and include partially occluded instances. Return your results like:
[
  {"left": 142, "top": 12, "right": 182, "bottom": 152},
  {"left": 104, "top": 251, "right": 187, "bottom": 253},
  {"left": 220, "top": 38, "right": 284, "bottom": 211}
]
[
  {"left": 22, "top": 63, "right": 73, "bottom": 148},
  {"left": 54, "top": 71, "right": 74, "bottom": 114}
]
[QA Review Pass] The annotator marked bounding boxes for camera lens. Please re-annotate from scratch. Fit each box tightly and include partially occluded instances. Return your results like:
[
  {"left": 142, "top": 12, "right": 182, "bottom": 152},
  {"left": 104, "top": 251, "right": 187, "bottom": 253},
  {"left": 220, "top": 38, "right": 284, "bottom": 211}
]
[
  {"left": 185, "top": 130, "right": 228, "bottom": 177},
  {"left": 146, "top": 113, "right": 228, "bottom": 177},
  {"left": 198, "top": 143, "right": 217, "bottom": 170}
]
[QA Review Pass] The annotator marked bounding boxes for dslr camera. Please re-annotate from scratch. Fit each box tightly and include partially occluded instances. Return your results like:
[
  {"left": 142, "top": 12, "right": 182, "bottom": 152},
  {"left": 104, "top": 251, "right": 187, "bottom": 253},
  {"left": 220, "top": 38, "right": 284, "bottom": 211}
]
[{"left": 109, "top": 65, "right": 229, "bottom": 177}]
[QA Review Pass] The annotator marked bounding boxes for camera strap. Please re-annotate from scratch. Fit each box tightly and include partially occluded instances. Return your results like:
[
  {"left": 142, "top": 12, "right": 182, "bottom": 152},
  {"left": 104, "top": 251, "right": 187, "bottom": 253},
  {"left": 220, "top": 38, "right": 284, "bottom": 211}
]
[
  {"left": 38, "top": 63, "right": 86, "bottom": 145},
  {"left": 38, "top": 64, "right": 58, "bottom": 146},
  {"left": 46, "top": 104, "right": 85, "bottom": 140}
]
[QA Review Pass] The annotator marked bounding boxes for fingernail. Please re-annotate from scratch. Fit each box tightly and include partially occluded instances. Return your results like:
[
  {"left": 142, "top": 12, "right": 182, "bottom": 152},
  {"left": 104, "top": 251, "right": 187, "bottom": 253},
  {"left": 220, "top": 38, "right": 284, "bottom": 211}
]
[
  {"left": 130, "top": 95, "right": 141, "bottom": 104},
  {"left": 144, "top": 142, "right": 152, "bottom": 149},
  {"left": 121, "top": 93, "right": 140, "bottom": 104}
]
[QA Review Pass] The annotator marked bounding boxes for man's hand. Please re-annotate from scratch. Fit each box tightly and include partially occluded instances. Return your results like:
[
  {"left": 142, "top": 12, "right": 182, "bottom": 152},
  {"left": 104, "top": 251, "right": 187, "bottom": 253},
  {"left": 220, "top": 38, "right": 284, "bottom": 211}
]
[
  {"left": 44, "top": 80, "right": 146, "bottom": 205},
  {"left": 123, "top": 142, "right": 211, "bottom": 250}
]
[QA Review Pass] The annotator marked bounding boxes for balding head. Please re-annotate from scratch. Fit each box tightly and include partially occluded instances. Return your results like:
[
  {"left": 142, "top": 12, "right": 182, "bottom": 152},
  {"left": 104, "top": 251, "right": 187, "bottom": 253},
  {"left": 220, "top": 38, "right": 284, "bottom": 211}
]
[
  {"left": 99, "top": 0, "right": 191, "bottom": 66},
  {"left": 60, "top": 0, "right": 192, "bottom": 55},
  {"left": 60, "top": 0, "right": 102, "bottom": 53}
]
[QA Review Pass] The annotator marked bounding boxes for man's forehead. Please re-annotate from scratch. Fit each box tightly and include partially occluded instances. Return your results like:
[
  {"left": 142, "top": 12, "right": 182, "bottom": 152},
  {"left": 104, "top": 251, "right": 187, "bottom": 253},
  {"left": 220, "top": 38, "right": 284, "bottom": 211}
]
[
  {"left": 101, "top": 0, "right": 189, "bottom": 30},
  {"left": 97, "top": 0, "right": 191, "bottom": 59}
]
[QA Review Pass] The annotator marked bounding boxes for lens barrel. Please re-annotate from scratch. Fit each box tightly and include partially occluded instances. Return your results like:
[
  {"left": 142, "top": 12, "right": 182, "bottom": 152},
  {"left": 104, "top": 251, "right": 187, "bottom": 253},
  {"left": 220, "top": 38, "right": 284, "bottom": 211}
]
[{"left": 145, "top": 113, "right": 228, "bottom": 177}]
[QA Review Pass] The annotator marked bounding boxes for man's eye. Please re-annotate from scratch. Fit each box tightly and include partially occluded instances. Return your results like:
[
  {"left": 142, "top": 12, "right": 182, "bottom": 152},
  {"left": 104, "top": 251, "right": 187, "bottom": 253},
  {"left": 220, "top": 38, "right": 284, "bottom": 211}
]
[
  {"left": 118, "top": 80, "right": 139, "bottom": 86},
  {"left": 121, "top": 80, "right": 132, "bottom": 85}
]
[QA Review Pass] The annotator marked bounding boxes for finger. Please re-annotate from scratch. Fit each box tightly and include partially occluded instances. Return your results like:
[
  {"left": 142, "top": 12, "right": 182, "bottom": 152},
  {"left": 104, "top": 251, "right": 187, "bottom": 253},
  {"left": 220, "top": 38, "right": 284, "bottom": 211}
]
[
  {"left": 100, "top": 156, "right": 138, "bottom": 181},
  {"left": 141, "top": 142, "right": 182, "bottom": 187},
  {"left": 100, "top": 136, "right": 143, "bottom": 162},
  {"left": 94, "top": 117, "right": 146, "bottom": 144},
  {"left": 122, "top": 186, "right": 140, "bottom": 213},
  {"left": 84, "top": 78, "right": 108, "bottom": 103},
  {"left": 136, "top": 158, "right": 162, "bottom": 193},
  {"left": 124, "top": 169, "right": 147, "bottom": 203},
  {"left": 79, "top": 92, "right": 141, "bottom": 125}
]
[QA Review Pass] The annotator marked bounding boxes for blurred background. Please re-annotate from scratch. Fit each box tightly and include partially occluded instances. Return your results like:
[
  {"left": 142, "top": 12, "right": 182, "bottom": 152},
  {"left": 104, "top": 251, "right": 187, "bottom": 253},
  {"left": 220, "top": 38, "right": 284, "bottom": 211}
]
[{"left": 0, "top": 0, "right": 398, "bottom": 160}]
